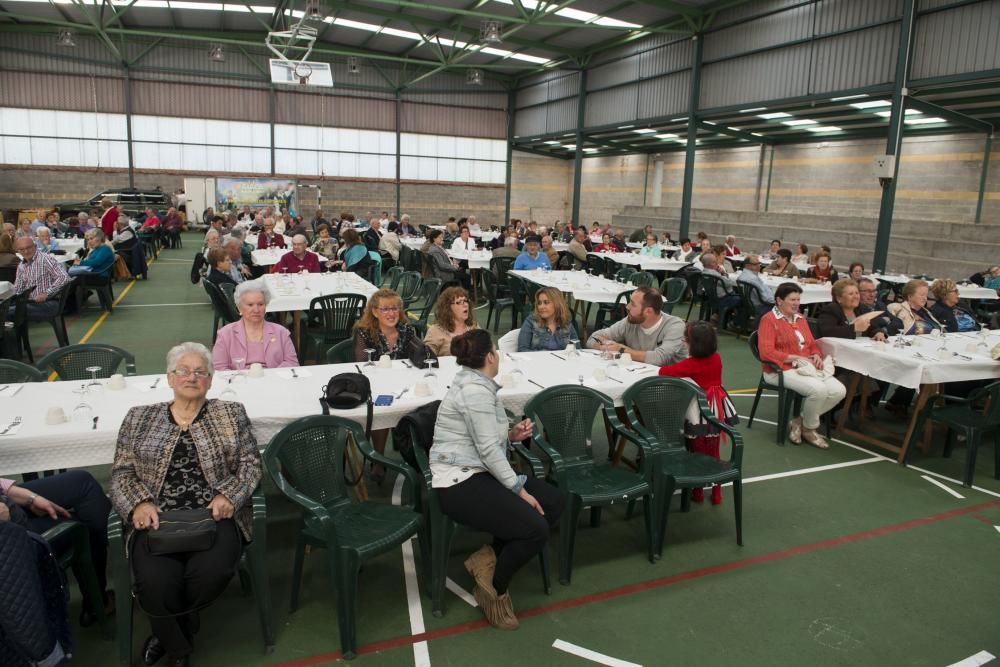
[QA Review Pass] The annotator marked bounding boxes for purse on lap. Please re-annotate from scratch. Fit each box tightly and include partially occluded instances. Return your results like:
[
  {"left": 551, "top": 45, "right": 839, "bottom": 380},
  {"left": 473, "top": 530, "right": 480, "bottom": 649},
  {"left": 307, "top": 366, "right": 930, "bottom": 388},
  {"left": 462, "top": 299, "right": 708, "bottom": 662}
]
[{"left": 145, "top": 508, "right": 217, "bottom": 556}]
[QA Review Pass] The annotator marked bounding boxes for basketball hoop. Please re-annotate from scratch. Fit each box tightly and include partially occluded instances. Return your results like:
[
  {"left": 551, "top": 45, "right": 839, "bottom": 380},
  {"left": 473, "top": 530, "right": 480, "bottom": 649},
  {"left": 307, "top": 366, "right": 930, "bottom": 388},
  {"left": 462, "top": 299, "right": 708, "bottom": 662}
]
[{"left": 294, "top": 61, "right": 313, "bottom": 85}]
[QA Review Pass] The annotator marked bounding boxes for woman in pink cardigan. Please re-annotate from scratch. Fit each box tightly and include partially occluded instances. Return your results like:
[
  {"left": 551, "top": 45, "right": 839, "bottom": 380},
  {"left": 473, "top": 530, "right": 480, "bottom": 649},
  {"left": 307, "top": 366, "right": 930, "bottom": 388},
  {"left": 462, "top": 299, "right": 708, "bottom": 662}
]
[{"left": 213, "top": 279, "right": 299, "bottom": 370}]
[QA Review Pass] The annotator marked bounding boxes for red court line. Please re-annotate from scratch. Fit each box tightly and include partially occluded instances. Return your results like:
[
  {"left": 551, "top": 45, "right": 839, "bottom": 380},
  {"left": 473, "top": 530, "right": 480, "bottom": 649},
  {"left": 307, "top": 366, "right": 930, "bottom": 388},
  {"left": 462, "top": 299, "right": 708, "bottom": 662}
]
[{"left": 272, "top": 498, "right": 1000, "bottom": 667}]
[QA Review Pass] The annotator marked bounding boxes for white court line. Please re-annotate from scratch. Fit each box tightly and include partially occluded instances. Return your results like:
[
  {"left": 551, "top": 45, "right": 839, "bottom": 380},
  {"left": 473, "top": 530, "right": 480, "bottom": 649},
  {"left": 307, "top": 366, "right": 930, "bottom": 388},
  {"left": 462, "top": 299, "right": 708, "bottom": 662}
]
[
  {"left": 116, "top": 302, "right": 210, "bottom": 308},
  {"left": 742, "top": 457, "right": 885, "bottom": 484},
  {"left": 552, "top": 639, "right": 642, "bottom": 667},
  {"left": 445, "top": 577, "right": 478, "bottom": 607},
  {"left": 737, "top": 414, "right": 895, "bottom": 461},
  {"left": 392, "top": 475, "right": 431, "bottom": 667},
  {"left": 901, "top": 465, "right": 1000, "bottom": 500},
  {"left": 947, "top": 649, "right": 996, "bottom": 666},
  {"left": 920, "top": 475, "right": 966, "bottom": 499},
  {"left": 995, "top": 526, "right": 1000, "bottom": 536}
]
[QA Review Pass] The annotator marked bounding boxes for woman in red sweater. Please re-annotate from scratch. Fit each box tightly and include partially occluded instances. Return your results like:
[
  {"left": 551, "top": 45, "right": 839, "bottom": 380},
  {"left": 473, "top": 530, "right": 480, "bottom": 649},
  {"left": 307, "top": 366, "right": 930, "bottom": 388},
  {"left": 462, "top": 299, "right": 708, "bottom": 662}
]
[
  {"left": 659, "top": 321, "right": 738, "bottom": 505},
  {"left": 757, "top": 282, "right": 845, "bottom": 449},
  {"left": 99, "top": 197, "right": 118, "bottom": 238}
]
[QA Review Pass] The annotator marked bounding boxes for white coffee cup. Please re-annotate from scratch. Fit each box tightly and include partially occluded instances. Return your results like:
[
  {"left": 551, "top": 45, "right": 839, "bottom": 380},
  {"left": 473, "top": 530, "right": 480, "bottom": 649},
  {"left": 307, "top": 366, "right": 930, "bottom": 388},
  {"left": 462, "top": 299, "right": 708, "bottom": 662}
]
[
  {"left": 248, "top": 363, "right": 264, "bottom": 378},
  {"left": 593, "top": 368, "right": 607, "bottom": 382},
  {"left": 414, "top": 380, "right": 431, "bottom": 397},
  {"left": 46, "top": 406, "right": 67, "bottom": 425},
  {"left": 378, "top": 354, "right": 392, "bottom": 368},
  {"left": 107, "top": 373, "right": 126, "bottom": 390},
  {"left": 620, "top": 352, "right": 633, "bottom": 364},
  {"left": 565, "top": 343, "right": 576, "bottom": 354}
]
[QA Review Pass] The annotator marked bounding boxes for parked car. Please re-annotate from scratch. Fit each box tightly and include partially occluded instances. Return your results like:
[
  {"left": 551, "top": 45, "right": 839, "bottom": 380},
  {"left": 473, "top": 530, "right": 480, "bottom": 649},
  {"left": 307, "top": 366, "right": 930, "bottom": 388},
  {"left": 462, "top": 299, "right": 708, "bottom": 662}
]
[{"left": 54, "top": 188, "right": 171, "bottom": 220}]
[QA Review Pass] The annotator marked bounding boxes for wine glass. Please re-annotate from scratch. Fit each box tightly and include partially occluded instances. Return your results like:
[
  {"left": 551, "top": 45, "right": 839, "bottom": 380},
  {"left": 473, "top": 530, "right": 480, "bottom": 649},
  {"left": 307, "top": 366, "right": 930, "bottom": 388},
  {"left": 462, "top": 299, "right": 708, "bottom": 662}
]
[
  {"left": 364, "top": 348, "right": 377, "bottom": 367},
  {"left": 567, "top": 337, "right": 580, "bottom": 359},
  {"left": 424, "top": 358, "right": 438, "bottom": 379},
  {"left": 85, "top": 365, "right": 103, "bottom": 393},
  {"left": 577, "top": 373, "right": 585, "bottom": 386},
  {"left": 232, "top": 357, "right": 247, "bottom": 383},
  {"left": 72, "top": 384, "right": 92, "bottom": 422}
]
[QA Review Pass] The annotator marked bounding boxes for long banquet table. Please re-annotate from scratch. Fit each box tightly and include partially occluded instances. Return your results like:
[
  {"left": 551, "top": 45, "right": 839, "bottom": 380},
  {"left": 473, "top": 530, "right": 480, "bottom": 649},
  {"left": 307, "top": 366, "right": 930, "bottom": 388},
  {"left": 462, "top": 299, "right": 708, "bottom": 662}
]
[
  {"left": 262, "top": 272, "right": 379, "bottom": 347},
  {"left": 0, "top": 351, "right": 659, "bottom": 475},
  {"left": 817, "top": 330, "right": 1000, "bottom": 461}
]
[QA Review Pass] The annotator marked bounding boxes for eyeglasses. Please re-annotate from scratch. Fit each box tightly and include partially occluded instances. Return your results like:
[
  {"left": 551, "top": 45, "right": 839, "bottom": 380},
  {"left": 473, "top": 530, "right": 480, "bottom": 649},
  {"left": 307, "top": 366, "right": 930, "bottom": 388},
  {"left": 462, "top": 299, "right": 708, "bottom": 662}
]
[
  {"left": 171, "top": 368, "right": 211, "bottom": 379},
  {"left": 451, "top": 298, "right": 469, "bottom": 305},
  {"left": 377, "top": 306, "right": 400, "bottom": 313}
]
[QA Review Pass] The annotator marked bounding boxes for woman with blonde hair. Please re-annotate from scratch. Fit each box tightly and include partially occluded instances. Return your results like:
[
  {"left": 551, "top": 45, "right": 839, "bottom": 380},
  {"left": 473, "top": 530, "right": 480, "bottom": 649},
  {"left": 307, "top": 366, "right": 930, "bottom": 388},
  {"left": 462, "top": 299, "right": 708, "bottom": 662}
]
[
  {"left": 517, "top": 287, "right": 578, "bottom": 352},
  {"left": 352, "top": 288, "right": 422, "bottom": 362},
  {"left": 929, "top": 278, "right": 980, "bottom": 333},
  {"left": 424, "top": 286, "right": 478, "bottom": 356}
]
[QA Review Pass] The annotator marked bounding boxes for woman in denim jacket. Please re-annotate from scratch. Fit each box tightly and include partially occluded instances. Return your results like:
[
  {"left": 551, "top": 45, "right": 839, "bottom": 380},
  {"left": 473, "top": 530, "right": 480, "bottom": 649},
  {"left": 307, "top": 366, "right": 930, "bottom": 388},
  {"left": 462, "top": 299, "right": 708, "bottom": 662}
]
[
  {"left": 516, "top": 287, "right": 579, "bottom": 352},
  {"left": 429, "top": 330, "right": 563, "bottom": 630}
]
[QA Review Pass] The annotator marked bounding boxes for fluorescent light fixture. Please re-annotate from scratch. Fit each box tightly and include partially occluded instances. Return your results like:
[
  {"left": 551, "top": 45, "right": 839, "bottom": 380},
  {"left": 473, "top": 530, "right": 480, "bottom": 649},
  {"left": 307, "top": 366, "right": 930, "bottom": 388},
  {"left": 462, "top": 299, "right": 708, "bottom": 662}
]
[
  {"left": 738, "top": 107, "right": 767, "bottom": 113},
  {"left": 583, "top": 148, "right": 598, "bottom": 153},
  {"left": 633, "top": 128, "right": 656, "bottom": 134},
  {"left": 544, "top": 141, "right": 560, "bottom": 145},
  {"left": 831, "top": 94, "right": 868, "bottom": 101},
  {"left": 617, "top": 125, "right": 634, "bottom": 130},
  {"left": 781, "top": 119, "right": 817, "bottom": 126},
  {"left": 655, "top": 133, "right": 677, "bottom": 139},
  {"left": 669, "top": 117, "right": 687, "bottom": 122},
  {"left": 758, "top": 112, "right": 791, "bottom": 120},
  {"left": 904, "top": 116, "right": 946, "bottom": 125},
  {"left": 750, "top": 132, "right": 763, "bottom": 137},
  {"left": 850, "top": 100, "right": 891, "bottom": 109},
  {"left": 806, "top": 126, "right": 842, "bottom": 132},
  {"left": 491, "top": 0, "right": 640, "bottom": 28},
  {"left": 702, "top": 120, "right": 716, "bottom": 125},
  {"left": 874, "top": 109, "right": 920, "bottom": 118},
  {"left": 563, "top": 144, "right": 577, "bottom": 150},
  {"left": 727, "top": 127, "right": 742, "bottom": 132}
]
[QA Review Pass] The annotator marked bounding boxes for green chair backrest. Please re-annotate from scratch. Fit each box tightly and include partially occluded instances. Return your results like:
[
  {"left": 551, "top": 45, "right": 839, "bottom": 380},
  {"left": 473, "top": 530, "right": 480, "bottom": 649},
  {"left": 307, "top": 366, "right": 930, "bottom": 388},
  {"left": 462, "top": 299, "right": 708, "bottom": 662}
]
[
  {"left": 490, "top": 256, "right": 515, "bottom": 282},
  {"left": 326, "top": 338, "right": 355, "bottom": 364},
  {"left": 614, "top": 267, "right": 635, "bottom": 283},
  {"left": 480, "top": 268, "right": 501, "bottom": 300},
  {"left": 630, "top": 271, "right": 655, "bottom": 288},
  {"left": 397, "top": 271, "right": 423, "bottom": 304},
  {"left": 622, "top": 376, "right": 701, "bottom": 451},
  {"left": 37, "top": 343, "right": 138, "bottom": 380},
  {"left": 204, "top": 280, "right": 239, "bottom": 323},
  {"left": 661, "top": 277, "right": 687, "bottom": 305},
  {"left": 383, "top": 265, "right": 404, "bottom": 291},
  {"left": 971, "top": 380, "right": 1000, "bottom": 427},
  {"left": 263, "top": 415, "right": 363, "bottom": 512},
  {"left": 0, "top": 360, "right": 45, "bottom": 383},
  {"left": 699, "top": 273, "right": 728, "bottom": 306},
  {"left": 585, "top": 254, "right": 605, "bottom": 276},
  {"left": 308, "top": 293, "right": 367, "bottom": 343},
  {"left": 410, "top": 278, "right": 442, "bottom": 321},
  {"left": 524, "top": 385, "right": 614, "bottom": 470}
]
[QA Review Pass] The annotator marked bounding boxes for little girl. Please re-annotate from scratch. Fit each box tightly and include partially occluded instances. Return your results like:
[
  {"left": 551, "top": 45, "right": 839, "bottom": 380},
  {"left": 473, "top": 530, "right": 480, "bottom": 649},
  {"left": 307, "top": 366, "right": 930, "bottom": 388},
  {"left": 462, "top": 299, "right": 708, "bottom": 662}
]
[{"left": 658, "top": 321, "right": 738, "bottom": 505}]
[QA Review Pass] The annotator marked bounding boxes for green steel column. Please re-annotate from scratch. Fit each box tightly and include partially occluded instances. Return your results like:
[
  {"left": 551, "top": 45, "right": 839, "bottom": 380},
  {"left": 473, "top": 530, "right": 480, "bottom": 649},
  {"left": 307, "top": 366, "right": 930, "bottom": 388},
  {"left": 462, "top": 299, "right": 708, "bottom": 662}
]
[
  {"left": 873, "top": 0, "right": 917, "bottom": 272},
  {"left": 395, "top": 90, "right": 401, "bottom": 217},
  {"left": 679, "top": 34, "right": 703, "bottom": 241},
  {"left": 123, "top": 66, "right": 134, "bottom": 189},
  {"left": 570, "top": 69, "right": 587, "bottom": 228},
  {"left": 764, "top": 146, "right": 775, "bottom": 212},
  {"left": 975, "top": 134, "right": 992, "bottom": 224},
  {"left": 269, "top": 86, "right": 276, "bottom": 176},
  {"left": 504, "top": 89, "right": 515, "bottom": 226}
]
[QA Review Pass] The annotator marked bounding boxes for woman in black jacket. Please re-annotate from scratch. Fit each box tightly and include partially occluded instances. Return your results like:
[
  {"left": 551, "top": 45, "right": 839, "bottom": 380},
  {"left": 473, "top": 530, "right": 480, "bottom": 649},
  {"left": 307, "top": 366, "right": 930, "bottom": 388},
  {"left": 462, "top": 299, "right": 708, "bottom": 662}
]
[
  {"left": 929, "top": 278, "right": 981, "bottom": 333},
  {"left": 816, "top": 279, "right": 889, "bottom": 341}
]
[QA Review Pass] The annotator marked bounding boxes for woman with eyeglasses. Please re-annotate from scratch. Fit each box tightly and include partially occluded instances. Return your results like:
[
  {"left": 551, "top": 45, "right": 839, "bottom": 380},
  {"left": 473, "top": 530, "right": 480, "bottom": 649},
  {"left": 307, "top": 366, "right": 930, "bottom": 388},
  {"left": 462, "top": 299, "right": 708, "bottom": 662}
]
[
  {"left": 110, "top": 342, "right": 263, "bottom": 667},
  {"left": 212, "top": 280, "right": 298, "bottom": 371},
  {"left": 424, "top": 286, "right": 479, "bottom": 357},
  {"left": 639, "top": 234, "right": 661, "bottom": 257}
]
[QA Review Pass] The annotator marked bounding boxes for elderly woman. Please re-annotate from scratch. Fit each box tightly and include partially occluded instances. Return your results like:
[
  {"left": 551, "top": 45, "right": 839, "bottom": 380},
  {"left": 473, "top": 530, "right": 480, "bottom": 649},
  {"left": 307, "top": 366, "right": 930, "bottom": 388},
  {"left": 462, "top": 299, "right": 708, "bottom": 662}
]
[
  {"left": 517, "top": 287, "right": 578, "bottom": 352},
  {"left": 34, "top": 226, "right": 60, "bottom": 253},
  {"left": 847, "top": 262, "right": 865, "bottom": 282},
  {"left": 430, "top": 329, "right": 563, "bottom": 629},
  {"left": 757, "top": 282, "right": 845, "bottom": 449},
  {"left": 99, "top": 196, "right": 118, "bottom": 237},
  {"left": 205, "top": 247, "right": 238, "bottom": 288},
  {"left": 887, "top": 279, "right": 943, "bottom": 335},
  {"left": 190, "top": 229, "right": 221, "bottom": 284},
  {"left": 424, "top": 286, "right": 478, "bottom": 356},
  {"left": 310, "top": 223, "right": 339, "bottom": 267},
  {"left": 335, "top": 228, "right": 369, "bottom": 275},
  {"left": 0, "top": 232, "right": 19, "bottom": 270},
  {"left": 594, "top": 232, "right": 614, "bottom": 253},
  {"left": 929, "top": 278, "right": 980, "bottom": 333},
  {"left": 791, "top": 243, "right": 809, "bottom": 265},
  {"left": 71, "top": 229, "right": 115, "bottom": 277},
  {"left": 212, "top": 280, "right": 297, "bottom": 371},
  {"left": 806, "top": 253, "right": 839, "bottom": 283},
  {"left": 425, "top": 229, "right": 460, "bottom": 284},
  {"left": 639, "top": 234, "right": 660, "bottom": 257},
  {"left": 817, "top": 279, "right": 889, "bottom": 341},
  {"left": 111, "top": 342, "right": 262, "bottom": 667}
]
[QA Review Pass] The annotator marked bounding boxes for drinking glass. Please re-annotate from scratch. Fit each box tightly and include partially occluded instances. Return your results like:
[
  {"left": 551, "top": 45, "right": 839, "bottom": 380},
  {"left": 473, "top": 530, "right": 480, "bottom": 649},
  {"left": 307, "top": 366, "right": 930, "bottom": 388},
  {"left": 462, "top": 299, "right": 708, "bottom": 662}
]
[
  {"left": 85, "top": 366, "right": 103, "bottom": 393},
  {"left": 424, "top": 358, "right": 438, "bottom": 379},
  {"left": 364, "top": 348, "right": 377, "bottom": 367},
  {"left": 72, "top": 385, "right": 92, "bottom": 422},
  {"left": 232, "top": 357, "right": 247, "bottom": 383}
]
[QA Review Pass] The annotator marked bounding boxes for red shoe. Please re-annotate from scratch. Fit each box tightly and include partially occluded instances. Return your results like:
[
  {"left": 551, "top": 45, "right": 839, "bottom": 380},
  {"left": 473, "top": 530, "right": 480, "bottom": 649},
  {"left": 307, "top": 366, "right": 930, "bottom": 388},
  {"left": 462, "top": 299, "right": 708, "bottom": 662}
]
[
  {"left": 691, "top": 488, "right": 704, "bottom": 503},
  {"left": 711, "top": 485, "right": 722, "bottom": 506}
]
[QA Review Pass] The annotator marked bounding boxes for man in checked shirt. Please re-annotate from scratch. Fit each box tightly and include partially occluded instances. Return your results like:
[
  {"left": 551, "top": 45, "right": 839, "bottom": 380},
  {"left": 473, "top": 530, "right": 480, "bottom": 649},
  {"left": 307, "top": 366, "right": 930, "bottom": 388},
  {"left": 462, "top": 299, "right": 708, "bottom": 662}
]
[{"left": 9, "top": 235, "right": 70, "bottom": 320}]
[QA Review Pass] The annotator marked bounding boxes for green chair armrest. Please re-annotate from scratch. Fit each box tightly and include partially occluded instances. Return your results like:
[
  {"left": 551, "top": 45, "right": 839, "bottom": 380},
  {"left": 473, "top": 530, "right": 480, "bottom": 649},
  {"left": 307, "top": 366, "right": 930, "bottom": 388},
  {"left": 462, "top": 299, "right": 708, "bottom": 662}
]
[
  {"left": 411, "top": 444, "right": 435, "bottom": 493},
  {"left": 512, "top": 442, "right": 545, "bottom": 478},
  {"left": 605, "top": 407, "right": 657, "bottom": 477},
  {"left": 529, "top": 432, "right": 565, "bottom": 470},
  {"left": 41, "top": 519, "right": 82, "bottom": 545}
]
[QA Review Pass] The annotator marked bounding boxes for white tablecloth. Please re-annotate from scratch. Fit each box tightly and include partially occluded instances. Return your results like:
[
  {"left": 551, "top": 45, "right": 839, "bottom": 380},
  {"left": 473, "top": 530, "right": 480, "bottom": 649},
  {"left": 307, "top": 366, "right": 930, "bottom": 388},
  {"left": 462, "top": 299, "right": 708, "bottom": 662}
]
[
  {"left": 250, "top": 247, "right": 287, "bottom": 267},
  {"left": 401, "top": 237, "right": 426, "bottom": 250},
  {"left": 588, "top": 251, "right": 687, "bottom": 273},
  {"left": 865, "top": 274, "right": 997, "bottom": 300},
  {"left": 511, "top": 269, "right": 636, "bottom": 305},
  {"left": 758, "top": 275, "right": 831, "bottom": 305},
  {"left": 261, "top": 272, "right": 378, "bottom": 314},
  {"left": 448, "top": 249, "right": 493, "bottom": 270},
  {"left": 246, "top": 233, "right": 292, "bottom": 249},
  {"left": 817, "top": 330, "right": 1000, "bottom": 390},
  {"left": 0, "top": 351, "right": 658, "bottom": 475},
  {"left": 0, "top": 281, "right": 12, "bottom": 300}
]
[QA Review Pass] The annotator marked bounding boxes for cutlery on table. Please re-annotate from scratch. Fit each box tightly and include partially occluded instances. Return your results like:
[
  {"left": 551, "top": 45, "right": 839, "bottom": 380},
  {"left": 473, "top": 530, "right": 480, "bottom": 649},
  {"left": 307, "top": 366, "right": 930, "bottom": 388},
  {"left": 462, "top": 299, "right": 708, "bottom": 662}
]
[
  {"left": 92, "top": 416, "right": 99, "bottom": 430},
  {"left": 0, "top": 385, "right": 8, "bottom": 393},
  {"left": 550, "top": 353, "right": 566, "bottom": 360},
  {"left": 396, "top": 387, "right": 409, "bottom": 399},
  {"left": 401, "top": 359, "right": 413, "bottom": 368},
  {"left": 1, "top": 416, "right": 22, "bottom": 435},
  {"left": 952, "top": 352, "right": 974, "bottom": 361},
  {"left": 528, "top": 379, "right": 545, "bottom": 389},
  {"left": 290, "top": 368, "right": 298, "bottom": 378},
  {"left": 149, "top": 377, "right": 160, "bottom": 390}
]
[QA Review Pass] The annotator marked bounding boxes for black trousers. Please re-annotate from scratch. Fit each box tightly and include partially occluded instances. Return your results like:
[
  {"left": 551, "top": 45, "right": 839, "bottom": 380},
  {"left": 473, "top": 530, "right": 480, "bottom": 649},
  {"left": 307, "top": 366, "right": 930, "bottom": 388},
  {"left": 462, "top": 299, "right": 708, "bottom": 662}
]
[
  {"left": 437, "top": 473, "right": 563, "bottom": 594},
  {"left": 130, "top": 519, "right": 242, "bottom": 658},
  {"left": 24, "top": 470, "right": 112, "bottom": 610}
]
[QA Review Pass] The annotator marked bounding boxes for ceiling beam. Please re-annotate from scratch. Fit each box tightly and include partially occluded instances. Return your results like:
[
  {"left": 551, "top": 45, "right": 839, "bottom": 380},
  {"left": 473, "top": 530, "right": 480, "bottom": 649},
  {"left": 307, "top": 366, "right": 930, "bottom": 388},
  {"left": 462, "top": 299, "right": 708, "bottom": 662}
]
[
  {"left": 905, "top": 95, "right": 995, "bottom": 133},
  {"left": 695, "top": 120, "right": 770, "bottom": 144}
]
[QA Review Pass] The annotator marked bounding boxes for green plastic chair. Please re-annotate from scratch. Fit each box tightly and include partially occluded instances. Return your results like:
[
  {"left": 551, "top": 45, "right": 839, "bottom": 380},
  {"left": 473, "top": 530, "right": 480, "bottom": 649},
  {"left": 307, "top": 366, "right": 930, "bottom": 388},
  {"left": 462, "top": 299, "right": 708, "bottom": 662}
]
[
  {"left": 407, "top": 278, "right": 442, "bottom": 327},
  {"left": 506, "top": 275, "right": 531, "bottom": 330},
  {"left": 36, "top": 343, "right": 137, "bottom": 381},
  {"left": 629, "top": 271, "right": 656, "bottom": 288},
  {"left": 660, "top": 277, "right": 687, "bottom": 316},
  {"left": 410, "top": 430, "right": 551, "bottom": 617},
  {"left": 480, "top": 270, "right": 516, "bottom": 333},
  {"left": 325, "top": 338, "right": 356, "bottom": 364},
  {"left": 263, "top": 416, "right": 423, "bottom": 660},
  {"left": 733, "top": 281, "right": 766, "bottom": 337},
  {"left": 0, "top": 359, "right": 45, "bottom": 383},
  {"left": 203, "top": 280, "right": 239, "bottom": 344},
  {"left": 621, "top": 377, "right": 744, "bottom": 558},
  {"left": 397, "top": 271, "right": 423, "bottom": 309},
  {"left": 613, "top": 267, "right": 635, "bottom": 283},
  {"left": 904, "top": 380, "right": 1000, "bottom": 488},
  {"left": 107, "top": 489, "right": 274, "bottom": 666},
  {"left": 523, "top": 385, "right": 656, "bottom": 584},
  {"left": 747, "top": 331, "right": 801, "bottom": 445},
  {"left": 382, "top": 265, "right": 404, "bottom": 291},
  {"left": 302, "top": 293, "right": 367, "bottom": 364},
  {"left": 43, "top": 519, "right": 111, "bottom": 638},
  {"left": 593, "top": 289, "right": 632, "bottom": 332}
]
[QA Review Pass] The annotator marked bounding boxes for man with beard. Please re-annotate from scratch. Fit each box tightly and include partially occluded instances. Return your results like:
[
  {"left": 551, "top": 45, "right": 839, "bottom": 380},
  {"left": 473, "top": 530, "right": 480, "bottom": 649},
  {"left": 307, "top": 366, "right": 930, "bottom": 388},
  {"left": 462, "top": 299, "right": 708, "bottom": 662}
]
[{"left": 586, "top": 286, "right": 687, "bottom": 365}]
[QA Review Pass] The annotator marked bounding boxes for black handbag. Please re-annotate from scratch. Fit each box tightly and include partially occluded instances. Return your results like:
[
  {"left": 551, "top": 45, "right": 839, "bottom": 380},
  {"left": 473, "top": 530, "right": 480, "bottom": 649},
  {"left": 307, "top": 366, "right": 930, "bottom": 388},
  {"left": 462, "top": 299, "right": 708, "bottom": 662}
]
[
  {"left": 146, "top": 509, "right": 217, "bottom": 556},
  {"left": 319, "top": 372, "right": 374, "bottom": 487},
  {"left": 408, "top": 342, "right": 438, "bottom": 370}
]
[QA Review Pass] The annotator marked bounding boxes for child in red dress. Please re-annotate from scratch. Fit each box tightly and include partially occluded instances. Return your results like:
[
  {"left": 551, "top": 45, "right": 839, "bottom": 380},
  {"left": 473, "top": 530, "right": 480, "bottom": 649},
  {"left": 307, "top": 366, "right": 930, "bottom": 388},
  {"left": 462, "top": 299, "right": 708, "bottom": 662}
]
[{"left": 658, "top": 321, "right": 738, "bottom": 505}]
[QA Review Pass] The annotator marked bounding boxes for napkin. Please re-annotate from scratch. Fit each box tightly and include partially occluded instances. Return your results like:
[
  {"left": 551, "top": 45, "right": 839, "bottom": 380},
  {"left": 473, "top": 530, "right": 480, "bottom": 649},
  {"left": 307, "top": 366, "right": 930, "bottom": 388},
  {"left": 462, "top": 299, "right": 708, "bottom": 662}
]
[{"left": 0, "top": 385, "right": 25, "bottom": 398}]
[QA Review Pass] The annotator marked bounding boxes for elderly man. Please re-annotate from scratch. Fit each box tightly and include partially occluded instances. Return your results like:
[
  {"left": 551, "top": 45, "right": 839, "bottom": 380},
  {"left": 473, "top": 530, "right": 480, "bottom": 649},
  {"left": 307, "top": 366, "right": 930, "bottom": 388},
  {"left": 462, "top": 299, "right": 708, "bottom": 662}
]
[
  {"left": 162, "top": 207, "right": 183, "bottom": 231},
  {"left": 310, "top": 208, "right": 329, "bottom": 235},
  {"left": 701, "top": 253, "right": 741, "bottom": 320},
  {"left": 540, "top": 234, "right": 559, "bottom": 267},
  {"left": 858, "top": 277, "right": 888, "bottom": 311},
  {"left": 513, "top": 234, "right": 551, "bottom": 271},
  {"left": 272, "top": 234, "right": 320, "bottom": 274},
  {"left": 611, "top": 229, "right": 628, "bottom": 252},
  {"left": 492, "top": 235, "right": 520, "bottom": 259},
  {"left": 34, "top": 227, "right": 60, "bottom": 253},
  {"left": 9, "top": 235, "right": 70, "bottom": 320},
  {"left": 257, "top": 218, "right": 285, "bottom": 249},
  {"left": 227, "top": 228, "right": 255, "bottom": 267},
  {"left": 222, "top": 236, "right": 251, "bottom": 283},
  {"left": 567, "top": 228, "right": 590, "bottom": 268},
  {"left": 112, "top": 217, "right": 135, "bottom": 250},
  {"left": 69, "top": 211, "right": 92, "bottom": 238},
  {"left": 399, "top": 214, "right": 417, "bottom": 237},
  {"left": 764, "top": 248, "right": 800, "bottom": 278},
  {"left": 736, "top": 254, "right": 775, "bottom": 316},
  {"left": 629, "top": 224, "right": 654, "bottom": 244},
  {"left": 467, "top": 215, "right": 481, "bottom": 236},
  {"left": 724, "top": 235, "right": 741, "bottom": 257},
  {"left": 586, "top": 286, "right": 687, "bottom": 365},
  {"left": 363, "top": 217, "right": 382, "bottom": 252}
]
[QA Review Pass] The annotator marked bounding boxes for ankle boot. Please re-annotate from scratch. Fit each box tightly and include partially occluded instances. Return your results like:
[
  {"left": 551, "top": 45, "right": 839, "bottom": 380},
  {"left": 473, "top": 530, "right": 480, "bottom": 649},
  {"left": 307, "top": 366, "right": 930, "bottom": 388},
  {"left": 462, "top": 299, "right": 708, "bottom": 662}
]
[
  {"left": 464, "top": 545, "right": 496, "bottom": 591},
  {"left": 473, "top": 583, "right": 518, "bottom": 630}
]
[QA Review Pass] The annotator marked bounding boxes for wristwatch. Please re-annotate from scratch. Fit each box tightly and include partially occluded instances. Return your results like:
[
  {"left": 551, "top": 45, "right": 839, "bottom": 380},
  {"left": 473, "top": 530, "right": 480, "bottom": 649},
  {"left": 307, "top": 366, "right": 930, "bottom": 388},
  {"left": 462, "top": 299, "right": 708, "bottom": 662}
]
[{"left": 26, "top": 492, "right": 38, "bottom": 507}]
